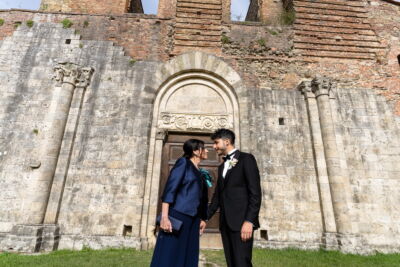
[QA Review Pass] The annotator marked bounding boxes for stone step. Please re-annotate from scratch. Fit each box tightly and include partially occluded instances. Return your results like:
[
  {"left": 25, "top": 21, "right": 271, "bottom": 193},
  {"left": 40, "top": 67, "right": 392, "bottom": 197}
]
[{"left": 200, "top": 232, "right": 223, "bottom": 249}]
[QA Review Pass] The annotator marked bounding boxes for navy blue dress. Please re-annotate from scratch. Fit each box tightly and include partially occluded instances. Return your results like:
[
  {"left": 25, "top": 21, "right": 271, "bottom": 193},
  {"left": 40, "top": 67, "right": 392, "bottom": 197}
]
[{"left": 151, "top": 157, "right": 208, "bottom": 267}]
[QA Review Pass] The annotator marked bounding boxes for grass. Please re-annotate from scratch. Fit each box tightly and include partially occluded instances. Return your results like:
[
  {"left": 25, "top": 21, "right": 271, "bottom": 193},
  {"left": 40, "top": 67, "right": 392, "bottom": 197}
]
[
  {"left": 60, "top": 18, "right": 73, "bottom": 29},
  {"left": 26, "top": 20, "right": 34, "bottom": 28},
  {"left": 14, "top": 21, "right": 22, "bottom": 29},
  {"left": 203, "top": 248, "right": 400, "bottom": 267},
  {"left": 129, "top": 59, "right": 136, "bottom": 66},
  {"left": 0, "top": 18, "right": 4, "bottom": 27},
  {"left": 280, "top": 9, "right": 296, "bottom": 25},
  {"left": 0, "top": 248, "right": 153, "bottom": 267},
  {"left": 221, "top": 34, "right": 230, "bottom": 44},
  {"left": 257, "top": 39, "right": 266, "bottom": 47},
  {"left": 1, "top": 248, "right": 399, "bottom": 267}
]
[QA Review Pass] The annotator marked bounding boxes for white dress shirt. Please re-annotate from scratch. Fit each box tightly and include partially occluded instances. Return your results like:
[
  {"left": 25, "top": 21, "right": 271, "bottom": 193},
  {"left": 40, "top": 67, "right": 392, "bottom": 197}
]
[{"left": 223, "top": 149, "right": 237, "bottom": 178}]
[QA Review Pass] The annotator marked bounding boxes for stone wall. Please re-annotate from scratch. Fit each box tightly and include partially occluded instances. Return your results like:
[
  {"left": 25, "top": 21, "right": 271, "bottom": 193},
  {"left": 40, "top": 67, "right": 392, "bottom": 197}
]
[
  {"left": 0, "top": 0, "right": 400, "bottom": 254},
  {"left": 40, "top": 0, "right": 130, "bottom": 15},
  {"left": 0, "top": 10, "right": 173, "bottom": 61},
  {"left": 334, "top": 87, "right": 400, "bottom": 252},
  {"left": 0, "top": 22, "right": 160, "bottom": 251},
  {"left": 246, "top": 89, "right": 324, "bottom": 248}
]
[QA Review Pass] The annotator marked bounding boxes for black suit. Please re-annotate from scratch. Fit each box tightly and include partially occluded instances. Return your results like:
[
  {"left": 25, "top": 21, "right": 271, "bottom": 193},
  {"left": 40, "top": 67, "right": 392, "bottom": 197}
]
[{"left": 208, "top": 150, "right": 262, "bottom": 267}]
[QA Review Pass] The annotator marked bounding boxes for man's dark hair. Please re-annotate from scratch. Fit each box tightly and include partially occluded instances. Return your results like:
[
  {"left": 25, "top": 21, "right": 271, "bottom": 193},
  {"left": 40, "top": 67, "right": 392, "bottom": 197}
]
[
  {"left": 211, "top": 128, "right": 235, "bottom": 145},
  {"left": 183, "top": 139, "right": 205, "bottom": 158}
]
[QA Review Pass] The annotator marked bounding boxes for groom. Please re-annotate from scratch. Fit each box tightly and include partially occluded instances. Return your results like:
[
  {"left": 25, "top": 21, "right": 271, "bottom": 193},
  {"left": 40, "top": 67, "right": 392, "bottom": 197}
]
[{"left": 208, "top": 129, "right": 262, "bottom": 267}]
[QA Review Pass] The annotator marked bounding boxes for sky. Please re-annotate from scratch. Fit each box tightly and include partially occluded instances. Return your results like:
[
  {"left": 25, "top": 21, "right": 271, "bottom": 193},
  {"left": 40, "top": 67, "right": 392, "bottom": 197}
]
[{"left": 0, "top": 0, "right": 249, "bottom": 20}]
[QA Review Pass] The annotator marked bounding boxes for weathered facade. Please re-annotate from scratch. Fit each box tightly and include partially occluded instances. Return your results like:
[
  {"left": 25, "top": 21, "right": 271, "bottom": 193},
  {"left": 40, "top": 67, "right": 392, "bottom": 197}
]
[{"left": 0, "top": 0, "right": 399, "bottom": 254}]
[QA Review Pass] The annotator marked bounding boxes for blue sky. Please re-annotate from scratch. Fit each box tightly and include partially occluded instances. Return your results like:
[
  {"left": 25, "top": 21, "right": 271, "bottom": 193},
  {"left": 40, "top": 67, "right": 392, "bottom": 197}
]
[{"left": 0, "top": 0, "right": 249, "bottom": 20}]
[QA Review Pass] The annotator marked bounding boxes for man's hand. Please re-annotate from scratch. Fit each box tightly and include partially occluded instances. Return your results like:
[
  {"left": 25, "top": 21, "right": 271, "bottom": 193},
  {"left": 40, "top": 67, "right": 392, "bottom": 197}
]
[
  {"left": 200, "top": 220, "right": 207, "bottom": 235},
  {"left": 241, "top": 221, "right": 253, "bottom": 242}
]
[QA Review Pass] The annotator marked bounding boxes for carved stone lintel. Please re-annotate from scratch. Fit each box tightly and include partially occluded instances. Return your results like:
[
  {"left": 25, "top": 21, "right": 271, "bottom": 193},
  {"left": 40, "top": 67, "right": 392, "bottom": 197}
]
[
  {"left": 53, "top": 62, "right": 94, "bottom": 88},
  {"left": 158, "top": 112, "right": 233, "bottom": 132},
  {"left": 311, "top": 76, "right": 332, "bottom": 97}
]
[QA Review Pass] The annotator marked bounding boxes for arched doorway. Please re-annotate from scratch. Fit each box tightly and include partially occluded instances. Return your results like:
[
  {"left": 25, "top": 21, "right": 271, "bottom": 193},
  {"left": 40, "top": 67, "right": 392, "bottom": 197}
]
[{"left": 139, "top": 53, "right": 244, "bottom": 249}]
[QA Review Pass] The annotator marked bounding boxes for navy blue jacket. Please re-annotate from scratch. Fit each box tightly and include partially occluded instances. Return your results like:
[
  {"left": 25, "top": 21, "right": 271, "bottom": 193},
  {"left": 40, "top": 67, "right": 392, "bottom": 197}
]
[{"left": 162, "top": 157, "right": 208, "bottom": 220}]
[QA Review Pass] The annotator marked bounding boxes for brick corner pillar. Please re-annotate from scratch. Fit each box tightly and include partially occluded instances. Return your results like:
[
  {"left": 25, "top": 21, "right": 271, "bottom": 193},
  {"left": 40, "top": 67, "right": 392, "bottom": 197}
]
[
  {"left": 158, "top": 0, "right": 177, "bottom": 18},
  {"left": 6, "top": 63, "right": 94, "bottom": 253},
  {"left": 259, "top": 0, "right": 283, "bottom": 24},
  {"left": 310, "top": 76, "right": 360, "bottom": 252}
]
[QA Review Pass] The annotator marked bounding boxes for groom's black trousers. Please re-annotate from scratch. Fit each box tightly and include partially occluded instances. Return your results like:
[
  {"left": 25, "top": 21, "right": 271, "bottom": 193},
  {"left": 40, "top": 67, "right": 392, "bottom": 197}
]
[{"left": 220, "top": 219, "right": 253, "bottom": 267}]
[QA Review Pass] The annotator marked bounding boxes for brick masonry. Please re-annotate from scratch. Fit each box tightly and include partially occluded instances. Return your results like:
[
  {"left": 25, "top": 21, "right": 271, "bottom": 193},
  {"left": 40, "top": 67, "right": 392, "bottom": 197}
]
[{"left": 0, "top": 0, "right": 399, "bottom": 254}]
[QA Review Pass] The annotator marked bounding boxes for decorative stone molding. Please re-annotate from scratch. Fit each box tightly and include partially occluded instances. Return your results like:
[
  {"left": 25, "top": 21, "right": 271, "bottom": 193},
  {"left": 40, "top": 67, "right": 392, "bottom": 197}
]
[
  {"left": 155, "top": 129, "right": 167, "bottom": 141},
  {"left": 158, "top": 112, "right": 233, "bottom": 132},
  {"left": 311, "top": 76, "right": 332, "bottom": 97},
  {"left": 53, "top": 63, "right": 94, "bottom": 87},
  {"left": 298, "top": 81, "right": 313, "bottom": 98}
]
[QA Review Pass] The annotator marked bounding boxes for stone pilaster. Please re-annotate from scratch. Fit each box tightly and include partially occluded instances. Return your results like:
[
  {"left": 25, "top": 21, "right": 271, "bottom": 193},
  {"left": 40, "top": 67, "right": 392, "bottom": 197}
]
[
  {"left": 310, "top": 76, "right": 358, "bottom": 251},
  {"left": 299, "top": 81, "right": 339, "bottom": 250},
  {"left": 8, "top": 63, "right": 93, "bottom": 253}
]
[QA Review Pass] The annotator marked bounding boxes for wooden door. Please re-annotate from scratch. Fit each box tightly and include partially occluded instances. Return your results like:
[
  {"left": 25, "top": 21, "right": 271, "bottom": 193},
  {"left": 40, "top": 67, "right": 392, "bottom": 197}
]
[{"left": 157, "top": 133, "right": 221, "bottom": 232}]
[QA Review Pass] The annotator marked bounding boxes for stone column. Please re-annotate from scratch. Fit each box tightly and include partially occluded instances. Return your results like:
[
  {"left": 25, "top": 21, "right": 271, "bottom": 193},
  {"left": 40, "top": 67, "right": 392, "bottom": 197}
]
[
  {"left": 5, "top": 63, "right": 93, "bottom": 253},
  {"left": 311, "top": 77, "right": 354, "bottom": 238},
  {"left": 299, "top": 81, "right": 338, "bottom": 249},
  {"left": 23, "top": 63, "right": 93, "bottom": 224}
]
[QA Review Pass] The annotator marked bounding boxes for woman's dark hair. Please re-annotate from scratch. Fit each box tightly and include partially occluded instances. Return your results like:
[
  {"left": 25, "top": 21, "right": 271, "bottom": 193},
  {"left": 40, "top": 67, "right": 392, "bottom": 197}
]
[
  {"left": 183, "top": 139, "right": 205, "bottom": 158},
  {"left": 211, "top": 128, "right": 235, "bottom": 145}
]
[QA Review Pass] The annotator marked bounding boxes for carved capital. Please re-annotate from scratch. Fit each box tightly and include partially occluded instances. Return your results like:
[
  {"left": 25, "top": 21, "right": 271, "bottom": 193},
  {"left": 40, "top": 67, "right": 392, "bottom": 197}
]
[
  {"left": 53, "top": 63, "right": 94, "bottom": 88},
  {"left": 298, "top": 81, "right": 313, "bottom": 98},
  {"left": 155, "top": 129, "right": 167, "bottom": 141},
  {"left": 158, "top": 112, "right": 233, "bottom": 132},
  {"left": 311, "top": 76, "right": 332, "bottom": 97},
  {"left": 77, "top": 67, "right": 95, "bottom": 88}
]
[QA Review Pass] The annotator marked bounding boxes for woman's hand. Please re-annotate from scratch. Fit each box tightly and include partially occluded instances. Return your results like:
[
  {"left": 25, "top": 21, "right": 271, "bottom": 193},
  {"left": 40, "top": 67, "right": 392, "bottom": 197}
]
[
  {"left": 160, "top": 216, "right": 172, "bottom": 233},
  {"left": 200, "top": 220, "right": 207, "bottom": 235}
]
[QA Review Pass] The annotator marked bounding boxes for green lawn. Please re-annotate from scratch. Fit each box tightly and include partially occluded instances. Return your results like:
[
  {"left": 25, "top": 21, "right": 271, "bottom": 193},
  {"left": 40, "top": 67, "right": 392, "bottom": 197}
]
[
  {"left": 203, "top": 249, "right": 400, "bottom": 267},
  {"left": 0, "top": 248, "right": 399, "bottom": 267}
]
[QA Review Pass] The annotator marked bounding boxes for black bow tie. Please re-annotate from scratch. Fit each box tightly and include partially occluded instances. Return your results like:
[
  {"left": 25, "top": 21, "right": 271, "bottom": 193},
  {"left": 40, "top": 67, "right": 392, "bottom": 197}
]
[
  {"left": 223, "top": 152, "right": 235, "bottom": 162},
  {"left": 223, "top": 155, "right": 231, "bottom": 162}
]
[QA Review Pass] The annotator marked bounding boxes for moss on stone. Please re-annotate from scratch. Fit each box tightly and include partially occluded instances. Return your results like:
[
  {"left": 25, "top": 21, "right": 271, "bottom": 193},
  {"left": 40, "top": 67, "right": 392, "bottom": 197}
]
[{"left": 61, "top": 18, "right": 73, "bottom": 29}]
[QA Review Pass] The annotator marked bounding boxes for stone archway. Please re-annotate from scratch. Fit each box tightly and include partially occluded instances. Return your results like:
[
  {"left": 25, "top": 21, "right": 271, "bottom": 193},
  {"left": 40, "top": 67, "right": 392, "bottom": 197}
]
[{"left": 139, "top": 52, "right": 245, "bottom": 248}]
